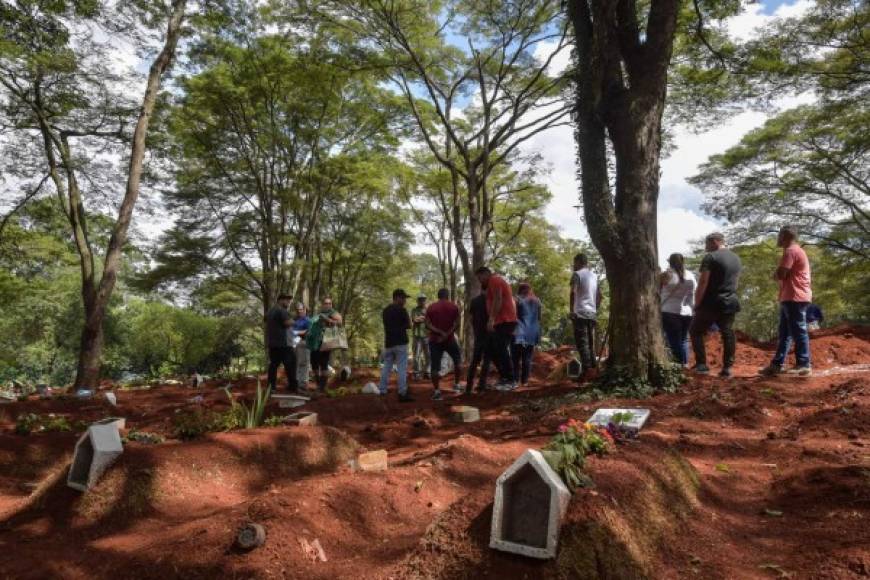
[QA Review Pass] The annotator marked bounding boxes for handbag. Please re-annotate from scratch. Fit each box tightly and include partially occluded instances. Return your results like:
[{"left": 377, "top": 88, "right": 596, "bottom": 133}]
[{"left": 320, "top": 325, "right": 348, "bottom": 351}]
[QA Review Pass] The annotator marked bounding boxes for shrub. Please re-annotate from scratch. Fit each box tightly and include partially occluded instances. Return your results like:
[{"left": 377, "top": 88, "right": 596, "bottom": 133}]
[
  {"left": 124, "top": 430, "right": 165, "bottom": 444},
  {"left": 172, "top": 408, "right": 219, "bottom": 440},
  {"left": 224, "top": 381, "right": 271, "bottom": 429}
]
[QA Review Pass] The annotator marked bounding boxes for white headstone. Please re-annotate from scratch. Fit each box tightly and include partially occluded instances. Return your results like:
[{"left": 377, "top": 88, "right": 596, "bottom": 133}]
[
  {"left": 67, "top": 423, "right": 124, "bottom": 492},
  {"left": 586, "top": 408, "right": 650, "bottom": 435},
  {"left": 490, "top": 449, "right": 571, "bottom": 559},
  {"left": 271, "top": 393, "right": 310, "bottom": 408}
]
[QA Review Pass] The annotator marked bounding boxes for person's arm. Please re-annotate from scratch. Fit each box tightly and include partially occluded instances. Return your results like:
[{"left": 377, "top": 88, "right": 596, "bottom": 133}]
[
  {"left": 694, "top": 271, "right": 710, "bottom": 309},
  {"left": 569, "top": 273, "right": 576, "bottom": 316},
  {"left": 281, "top": 310, "right": 292, "bottom": 328},
  {"left": 327, "top": 311, "right": 343, "bottom": 326},
  {"left": 402, "top": 309, "right": 411, "bottom": 330},
  {"left": 425, "top": 312, "right": 448, "bottom": 341},
  {"left": 775, "top": 248, "right": 794, "bottom": 281},
  {"left": 489, "top": 289, "right": 502, "bottom": 331},
  {"left": 596, "top": 282, "right": 603, "bottom": 309}
]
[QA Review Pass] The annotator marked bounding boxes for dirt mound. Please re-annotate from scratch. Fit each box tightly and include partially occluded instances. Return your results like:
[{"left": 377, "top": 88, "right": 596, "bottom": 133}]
[{"left": 392, "top": 445, "right": 700, "bottom": 580}]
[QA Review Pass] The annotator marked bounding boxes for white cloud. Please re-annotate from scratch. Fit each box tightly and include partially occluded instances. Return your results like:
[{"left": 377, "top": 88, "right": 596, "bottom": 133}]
[
  {"left": 658, "top": 208, "right": 721, "bottom": 260},
  {"left": 727, "top": 0, "right": 813, "bottom": 41}
]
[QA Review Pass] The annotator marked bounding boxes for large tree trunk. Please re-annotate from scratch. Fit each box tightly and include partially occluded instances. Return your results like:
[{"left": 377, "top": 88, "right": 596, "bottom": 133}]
[
  {"left": 73, "top": 0, "right": 188, "bottom": 389},
  {"left": 569, "top": 0, "right": 678, "bottom": 383}
]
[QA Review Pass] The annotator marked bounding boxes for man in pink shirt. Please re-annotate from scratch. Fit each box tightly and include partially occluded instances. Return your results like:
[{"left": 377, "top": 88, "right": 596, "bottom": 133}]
[{"left": 761, "top": 225, "right": 813, "bottom": 376}]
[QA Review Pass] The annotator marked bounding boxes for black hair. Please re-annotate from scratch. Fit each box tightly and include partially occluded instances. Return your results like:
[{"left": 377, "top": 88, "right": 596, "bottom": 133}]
[
  {"left": 278, "top": 294, "right": 293, "bottom": 301},
  {"left": 574, "top": 253, "right": 588, "bottom": 267},
  {"left": 475, "top": 266, "right": 491, "bottom": 275},
  {"left": 668, "top": 253, "right": 685, "bottom": 282},
  {"left": 437, "top": 288, "right": 449, "bottom": 299}
]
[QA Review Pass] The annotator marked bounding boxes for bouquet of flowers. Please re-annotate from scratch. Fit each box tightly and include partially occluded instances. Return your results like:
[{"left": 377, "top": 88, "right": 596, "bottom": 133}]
[{"left": 542, "top": 418, "right": 613, "bottom": 491}]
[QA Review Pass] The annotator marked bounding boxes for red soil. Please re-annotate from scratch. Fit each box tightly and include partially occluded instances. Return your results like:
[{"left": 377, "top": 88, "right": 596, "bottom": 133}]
[{"left": 0, "top": 327, "right": 868, "bottom": 579}]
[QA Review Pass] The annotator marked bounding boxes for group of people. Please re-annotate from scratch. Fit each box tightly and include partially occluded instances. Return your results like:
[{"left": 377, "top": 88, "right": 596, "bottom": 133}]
[
  {"left": 659, "top": 227, "right": 815, "bottom": 377},
  {"left": 378, "top": 267, "right": 544, "bottom": 401},
  {"left": 265, "top": 296, "right": 343, "bottom": 394},
  {"left": 265, "top": 224, "right": 817, "bottom": 399}
]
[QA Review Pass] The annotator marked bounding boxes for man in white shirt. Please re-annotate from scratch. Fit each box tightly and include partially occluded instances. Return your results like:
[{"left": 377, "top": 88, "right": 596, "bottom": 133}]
[{"left": 570, "top": 253, "right": 603, "bottom": 378}]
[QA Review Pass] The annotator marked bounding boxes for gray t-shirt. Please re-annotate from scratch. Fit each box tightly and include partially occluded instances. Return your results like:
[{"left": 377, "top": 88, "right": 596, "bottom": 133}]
[
  {"left": 266, "top": 305, "right": 292, "bottom": 348},
  {"left": 699, "top": 249, "right": 742, "bottom": 313}
]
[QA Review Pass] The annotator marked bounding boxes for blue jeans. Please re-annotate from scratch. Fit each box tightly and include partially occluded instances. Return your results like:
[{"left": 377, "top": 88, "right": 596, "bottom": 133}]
[
  {"left": 662, "top": 313, "right": 692, "bottom": 365},
  {"left": 772, "top": 301, "right": 811, "bottom": 367},
  {"left": 379, "top": 344, "right": 409, "bottom": 396}
]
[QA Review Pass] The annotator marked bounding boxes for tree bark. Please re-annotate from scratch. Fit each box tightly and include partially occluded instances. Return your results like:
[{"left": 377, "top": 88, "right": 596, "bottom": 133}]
[
  {"left": 72, "top": 0, "right": 188, "bottom": 389},
  {"left": 569, "top": 0, "right": 678, "bottom": 382}
]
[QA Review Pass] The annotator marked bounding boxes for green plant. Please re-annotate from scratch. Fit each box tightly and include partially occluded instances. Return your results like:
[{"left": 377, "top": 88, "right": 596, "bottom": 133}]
[
  {"left": 224, "top": 380, "right": 271, "bottom": 429},
  {"left": 263, "top": 415, "right": 285, "bottom": 427},
  {"left": 172, "top": 408, "right": 219, "bottom": 440},
  {"left": 124, "top": 430, "right": 165, "bottom": 444},
  {"left": 543, "top": 419, "right": 613, "bottom": 491},
  {"left": 593, "top": 363, "right": 686, "bottom": 398},
  {"left": 41, "top": 414, "right": 72, "bottom": 432},
  {"left": 610, "top": 412, "right": 634, "bottom": 425},
  {"left": 14, "top": 413, "right": 40, "bottom": 435}
]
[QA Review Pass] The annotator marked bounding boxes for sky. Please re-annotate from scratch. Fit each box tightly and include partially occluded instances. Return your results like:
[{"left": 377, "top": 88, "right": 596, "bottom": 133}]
[{"left": 522, "top": 0, "right": 814, "bottom": 266}]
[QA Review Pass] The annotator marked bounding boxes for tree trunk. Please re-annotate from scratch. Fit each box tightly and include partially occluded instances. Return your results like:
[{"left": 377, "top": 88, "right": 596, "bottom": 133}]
[
  {"left": 569, "top": 0, "right": 678, "bottom": 384},
  {"left": 72, "top": 0, "right": 188, "bottom": 389},
  {"left": 75, "top": 306, "right": 104, "bottom": 389}
]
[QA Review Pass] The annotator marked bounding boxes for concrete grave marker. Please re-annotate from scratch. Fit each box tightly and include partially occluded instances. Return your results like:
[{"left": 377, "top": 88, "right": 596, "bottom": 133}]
[
  {"left": 94, "top": 416, "right": 126, "bottom": 430},
  {"left": 566, "top": 357, "right": 582, "bottom": 379},
  {"left": 283, "top": 412, "right": 318, "bottom": 427},
  {"left": 450, "top": 405, "right": 480, "bottom": 423},
  {"left": 356, "top": 449, "right": 388, "bottom": 472},
  {"left": 271, "top": 393, "right": 310, "bottom": 409},
  {"left": 586, "top": 408, "right": 650, "bottom": 435},
  {"left": 361, "top": 382, "right": 380, "bottom": 395},
  {"left": 67, "top": 422, "right": 124, "bottom": 492},
  {"left": 490, "top": 449, "right": 570, "bottom": 559}
]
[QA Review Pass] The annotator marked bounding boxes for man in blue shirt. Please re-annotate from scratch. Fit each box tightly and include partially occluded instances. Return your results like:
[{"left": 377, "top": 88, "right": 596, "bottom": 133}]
[{"left": 292, "top": 303, "right": 312, "bottom": 391}]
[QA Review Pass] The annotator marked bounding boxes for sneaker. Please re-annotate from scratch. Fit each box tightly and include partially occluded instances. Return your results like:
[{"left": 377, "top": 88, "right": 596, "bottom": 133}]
[
  {"left": 494, "top": 382, "right": 513, "bottom": 391},
  {"left": 431, "top": 390, "right": 442, "bottom": 401},
  {"left": 693, "top": 364, "right": 710, "bottom": 374},
  {"left": 791, "top": 365, "right": 813, "bottom": 377},
  {"left": 398, "top": 394, "right": 415, "bottom": 403},
  {"left": 453, "top": 383, "right": 464, "bottom": 394},
  {"left": 719, "top": 367, "right": 733, "bottom": 378},
  {"left": 759, "top": 364, "right": 784, "bottom": 376}
]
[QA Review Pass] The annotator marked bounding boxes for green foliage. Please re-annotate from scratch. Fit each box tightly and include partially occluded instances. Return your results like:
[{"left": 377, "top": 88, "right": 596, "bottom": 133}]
[
  {"left": 171, "top": 407, "right": 221, "bottom": 440},
  {"left": 543, "top": 419, "right": 611, "bottom": 491},
  {"left": 224, "top": 381, "right": 271, "bottom": 429},
  {"left": 592, "top": 364, "right": 686, "bottom": 399},
  {"left": 123, "top": 430, "right": 165, "bottom": 445},
  {"left": 14, "top": 412, "right": 74, "bottom": 435},
  {"left": 14, "top": 413, "right": 40, "bottom": 436},
  {"left": 692, "top": 100, "right": 869, "bottom": 260},
  {"left": 263, "top": 415, "right": 285, "bottom": 427}
]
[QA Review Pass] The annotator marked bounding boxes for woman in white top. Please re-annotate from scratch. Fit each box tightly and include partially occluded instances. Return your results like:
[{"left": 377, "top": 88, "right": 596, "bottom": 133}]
[{"left": 660, "top": 253, "right": 698, "bottom": 366}]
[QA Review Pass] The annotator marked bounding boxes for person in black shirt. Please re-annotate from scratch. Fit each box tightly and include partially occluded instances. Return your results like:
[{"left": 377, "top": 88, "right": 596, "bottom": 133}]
[
  {"left": 266, "top": 294, "right": 299, "bottom": 392},
  {"left": 465, "top": 292, "right": 492, "bottom": 394},
  {"left": 378, "top": 289, "right": 414, "bottom": 402},
  {"left": 690, "top": 232, "right": 742, "bottom": 377}
]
